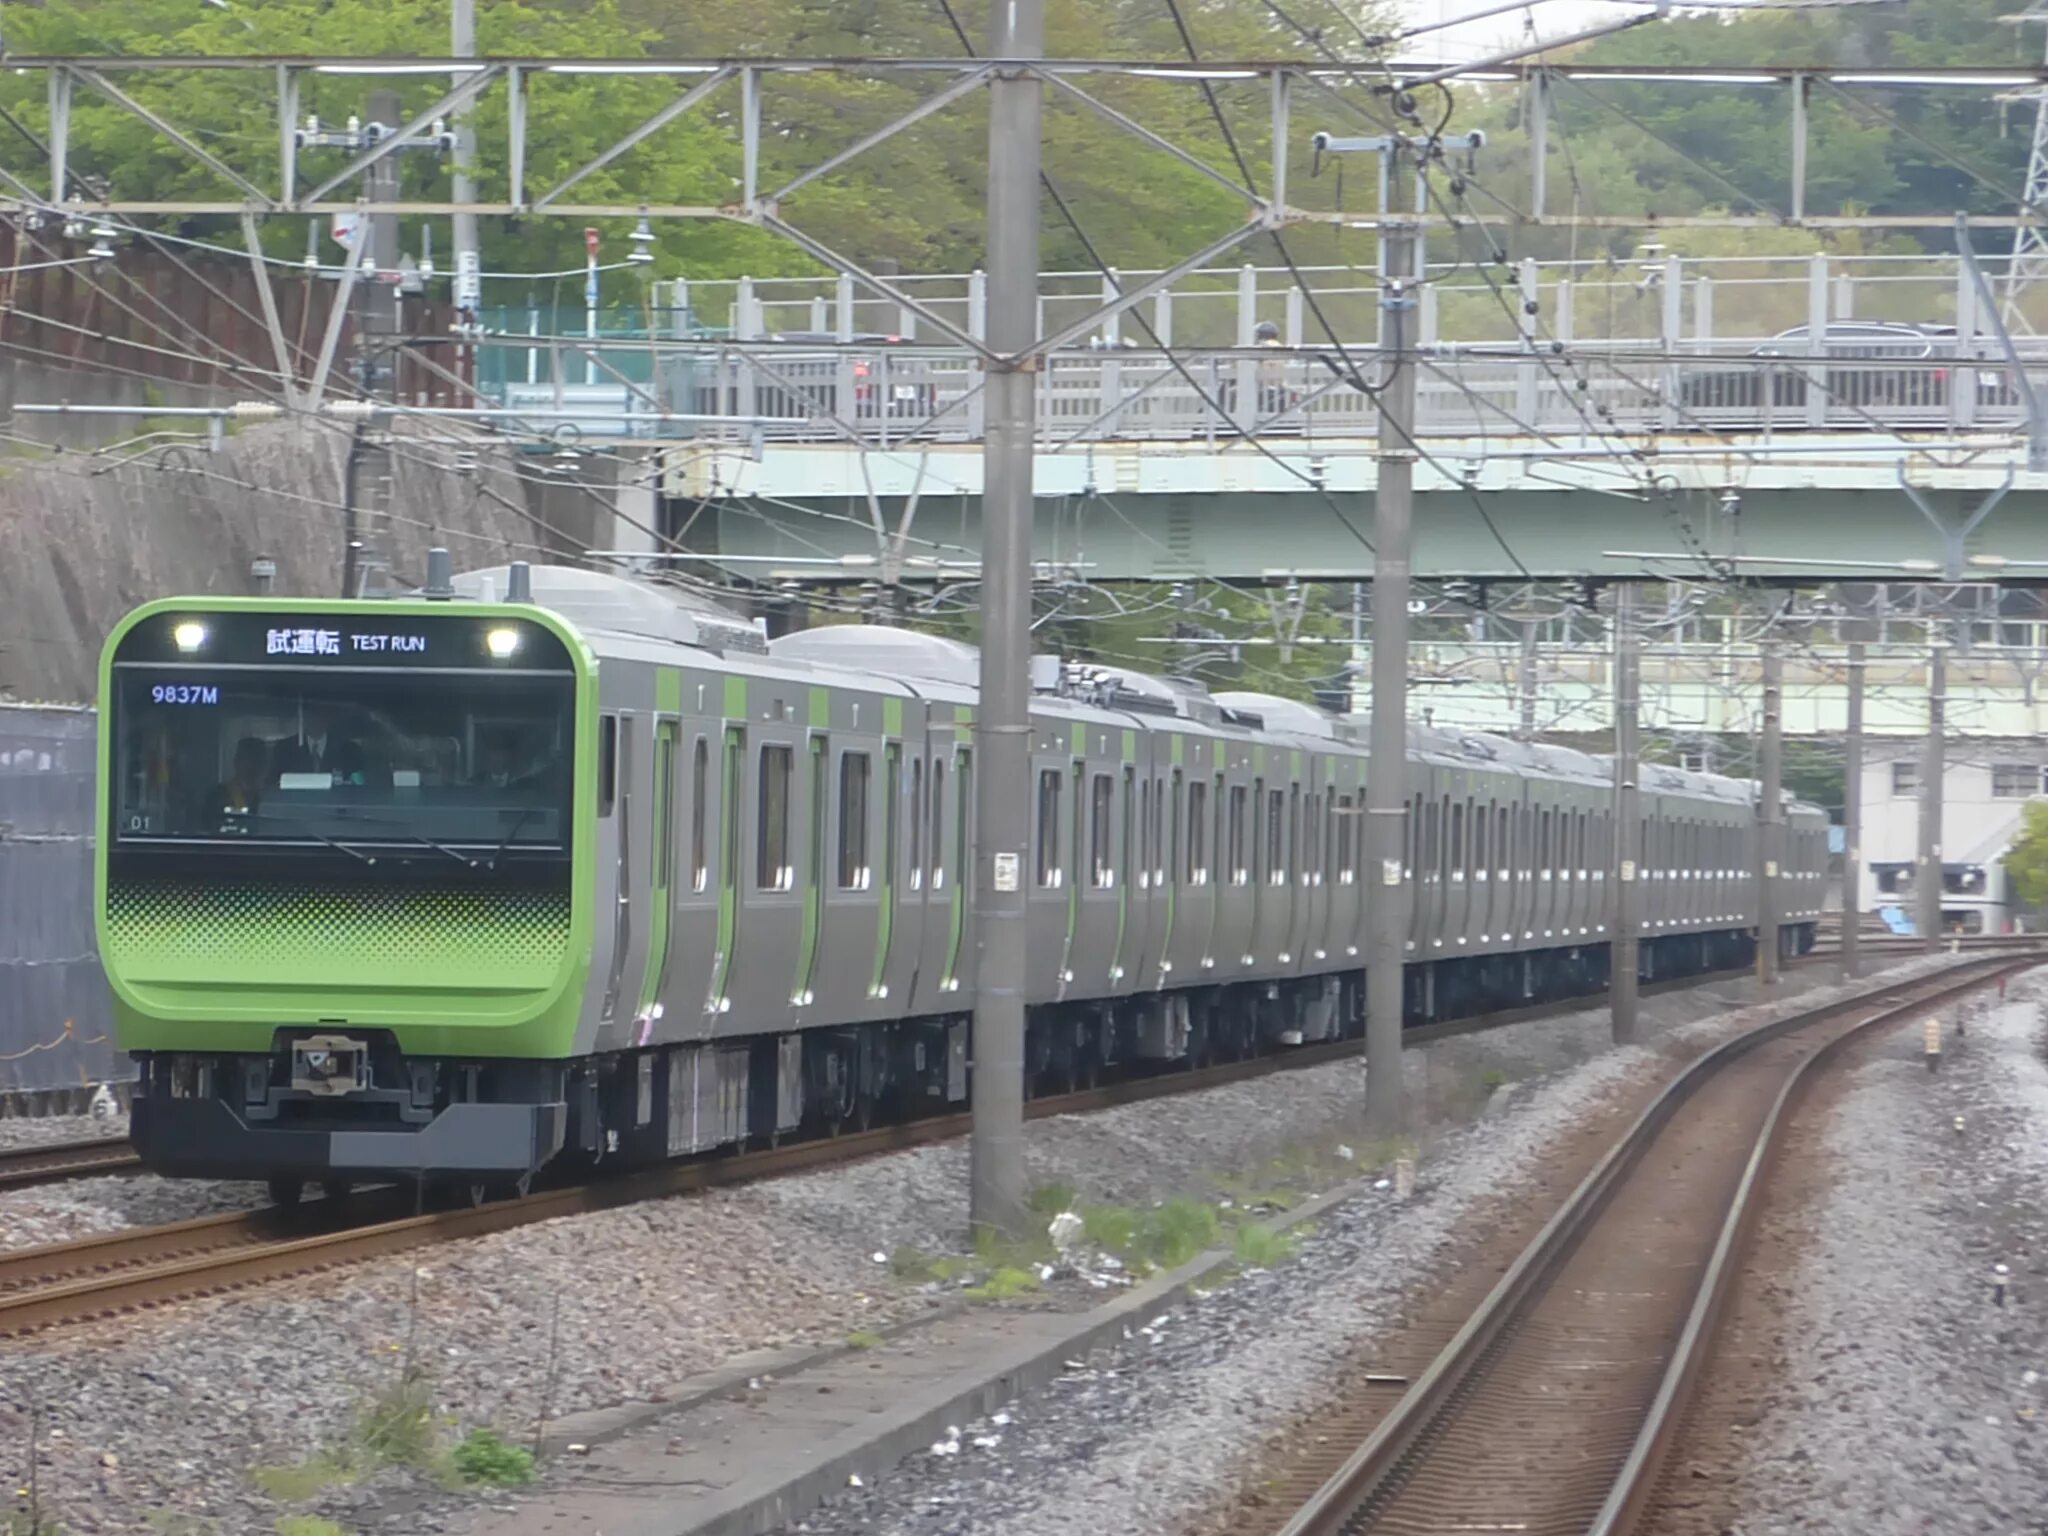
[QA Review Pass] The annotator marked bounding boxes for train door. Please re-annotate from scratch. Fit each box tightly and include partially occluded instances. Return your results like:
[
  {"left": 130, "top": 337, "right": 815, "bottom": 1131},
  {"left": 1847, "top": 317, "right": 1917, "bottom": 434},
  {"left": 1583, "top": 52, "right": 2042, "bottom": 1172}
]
[
  {"left": 631, "top": 717, "right": 679, "bottom": 1037},
  {"left": 812, "top": 731, "right": 882, "bottom": 1020},
  {"left": 598, "top": 713, "right": 636, "bottom": 1031},
  {"left": 737, "top": 716, "right": 804, "bottom": 1022},
  {"left": 663, "top": 719, "right": 719, "bottom": 1038},
  {"left": 940, "top": 740, "right": 975, "bottom": 995}
]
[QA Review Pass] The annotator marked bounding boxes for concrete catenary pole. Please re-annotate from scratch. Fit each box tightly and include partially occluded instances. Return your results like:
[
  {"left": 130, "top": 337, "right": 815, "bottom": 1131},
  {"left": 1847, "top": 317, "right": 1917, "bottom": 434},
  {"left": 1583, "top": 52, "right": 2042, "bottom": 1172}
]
[
  {"left": 1841, "top": 638, "right": 1866, "bottom": 980},
  {"left": 1918, "top": 635, "right": 1947, "bottom": 951},
  {"left": 968, "top": 0, "right": 1042, "bottom": 1240},
  {"left": 450, "top": 0, "right": 482, "bottom": 332},
  {"left": 1757, "top": 639, "right": 1784, "bottom": 984},
  {"left": 353, "top": 86, "right": 405, "bottom": 596},
  {"left": 1611, "top": 581, "right": 1641, "bottom": 1044},
  {"left": 1517, "top": 618, "right": 1538, "bottom": 742},
  {"left": 1365, "top": 142, "right": 1419, "bottom": 1138}
]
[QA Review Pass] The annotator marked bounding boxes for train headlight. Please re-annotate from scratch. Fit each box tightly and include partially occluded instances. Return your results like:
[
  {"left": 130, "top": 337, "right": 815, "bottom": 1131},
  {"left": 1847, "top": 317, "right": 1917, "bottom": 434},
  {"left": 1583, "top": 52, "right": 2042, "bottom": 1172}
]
[
  {"left": 485, "top": 626, "right": 521, "bottom": 659},
  {"left": 172, "top": 620, "right": 208, "bottom": 652}
]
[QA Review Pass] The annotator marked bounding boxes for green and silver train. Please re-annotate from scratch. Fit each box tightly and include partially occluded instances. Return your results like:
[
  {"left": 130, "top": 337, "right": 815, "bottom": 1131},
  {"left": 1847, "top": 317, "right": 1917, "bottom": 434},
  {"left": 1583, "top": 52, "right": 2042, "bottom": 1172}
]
[{"left": 97, "top": 564, "right": 1827, "bottom": 1199}]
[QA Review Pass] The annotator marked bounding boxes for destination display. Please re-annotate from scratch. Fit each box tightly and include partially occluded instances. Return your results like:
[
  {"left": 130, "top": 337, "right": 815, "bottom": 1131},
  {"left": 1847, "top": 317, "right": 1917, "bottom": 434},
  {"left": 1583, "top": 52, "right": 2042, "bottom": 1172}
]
[{"left": 113, "top": 609, "right": 572, "bottom": 672}]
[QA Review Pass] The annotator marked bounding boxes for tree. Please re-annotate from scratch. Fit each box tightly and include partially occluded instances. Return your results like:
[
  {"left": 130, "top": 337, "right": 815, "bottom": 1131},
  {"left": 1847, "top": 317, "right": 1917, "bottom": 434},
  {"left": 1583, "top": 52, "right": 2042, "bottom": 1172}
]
[{"left": 2004, "top": 800, "right": 2048, "bottom": 912}]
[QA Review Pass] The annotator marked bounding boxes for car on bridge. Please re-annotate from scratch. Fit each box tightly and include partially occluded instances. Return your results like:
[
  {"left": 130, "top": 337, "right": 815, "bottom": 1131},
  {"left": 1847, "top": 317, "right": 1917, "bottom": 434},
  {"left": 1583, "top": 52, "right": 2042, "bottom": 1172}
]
[{"left": 1677, "top": 321, "right": 2021, "bottom": 420}]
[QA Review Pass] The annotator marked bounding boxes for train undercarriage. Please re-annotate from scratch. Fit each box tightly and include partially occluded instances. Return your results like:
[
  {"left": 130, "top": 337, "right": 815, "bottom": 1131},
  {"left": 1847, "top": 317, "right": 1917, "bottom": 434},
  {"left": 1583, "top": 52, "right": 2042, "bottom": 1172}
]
[{"left": 128, "top": 922, "right": 1817, "bottom": 1200}]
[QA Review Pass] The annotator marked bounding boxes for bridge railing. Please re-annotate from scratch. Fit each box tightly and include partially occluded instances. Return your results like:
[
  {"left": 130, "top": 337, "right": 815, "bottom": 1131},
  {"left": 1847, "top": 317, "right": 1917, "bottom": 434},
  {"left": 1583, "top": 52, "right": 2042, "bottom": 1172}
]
[{"left": 484, "top": 251, "right": 2048, "bottom": 444}]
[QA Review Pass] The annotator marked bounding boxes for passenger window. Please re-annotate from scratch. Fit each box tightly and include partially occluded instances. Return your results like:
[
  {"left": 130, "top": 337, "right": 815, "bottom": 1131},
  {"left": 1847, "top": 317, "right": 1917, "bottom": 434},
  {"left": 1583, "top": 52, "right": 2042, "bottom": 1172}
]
[
  {"left": 757, "top": 745, "right": 792, "bottom": 889},
  {"left": 1187, "top": 777, "right": 1207, "bottom": 883},
  {"left": 598, "top": 714, "right": 617, "bottom": 818},
  {"left": 883, "top": 744, "right": 900, "bottom": 889},
  {"left": 837, "top": 752, "right": 870, "bottom": 889},
  {"left": 1091, "top": 774, "right": 1115, "bottom": 887},
  {"left": 1036, "top": 768, "right": 1062, "bottom": 886},
  {"left": 911, "top": 758, "right": 925, "bottom": 889},
  {"left": 930, "top": 759, "right": 946, "bottom": 890},
  {"left": 955, "top": 749, "right": 972, "bottom": 886},
  {"left": 653, "top": 723, "right": 676, "bottom": 889},
  {"left": 1170, "top": 771, "right": 1184, "bottom": 885},
  {"left": 1228, "top": 784, "right": 1248, "bottom": 885},
  {"left": 690, "top": 738, "right": 709, "bottom": 892},
  {"left": 1269, "top": 789, "right": 1286, "bottom": 886}
]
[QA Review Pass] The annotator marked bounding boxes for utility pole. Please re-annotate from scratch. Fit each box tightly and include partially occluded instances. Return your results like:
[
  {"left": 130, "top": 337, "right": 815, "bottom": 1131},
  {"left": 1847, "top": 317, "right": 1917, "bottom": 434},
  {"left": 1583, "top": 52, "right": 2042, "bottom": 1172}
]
[
  {"left": 1312, "top": 122, "right": 1477, "bottom": 1135},
  {"left": 1517, "top": 618, "right": 1539, "bottom": 742},
  {"left": 1611, "top": 582, "right": 1641, "bottom": 1043},
  {"left": 450, "top": 0, "right": 482, "bottom": 340},
  {"left": 350, "top": 86, "right": 405, "bottom": 597},
  {"left": 1841, "top": 637, "right": 1866, "bottom": 980},
  {"left": 1918, "top": 634, "right": 1947, "bottom": 951},
  {"left": 968, "top": 0, "right": 1042, "bottom": 1241},
  {"left": 1757, "top": 640, "right": 1784, "bottom": 984},
  {"left": 1365, "top": 142, "right": 1419, "bottom": 1138}
]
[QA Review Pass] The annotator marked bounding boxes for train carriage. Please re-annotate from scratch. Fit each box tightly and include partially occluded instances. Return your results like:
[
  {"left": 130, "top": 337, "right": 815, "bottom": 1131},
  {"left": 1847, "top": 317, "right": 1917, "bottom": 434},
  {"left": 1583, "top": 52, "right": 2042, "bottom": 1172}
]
[{"left": 96, "top": 566, "right": 1826, "bottom": 1197}]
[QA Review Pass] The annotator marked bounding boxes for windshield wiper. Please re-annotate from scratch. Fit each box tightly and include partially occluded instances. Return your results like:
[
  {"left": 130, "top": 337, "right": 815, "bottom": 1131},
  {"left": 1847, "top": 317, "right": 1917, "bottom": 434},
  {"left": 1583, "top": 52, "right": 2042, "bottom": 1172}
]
[
  {"left": 328, "top": 812, "right": 477, "bottom": 867},
  {"left": 245, "top": 817, "right": 379, "bottom": 865},
  {"left": 488, "top": 805, "right": 542, "bottom": 867}
]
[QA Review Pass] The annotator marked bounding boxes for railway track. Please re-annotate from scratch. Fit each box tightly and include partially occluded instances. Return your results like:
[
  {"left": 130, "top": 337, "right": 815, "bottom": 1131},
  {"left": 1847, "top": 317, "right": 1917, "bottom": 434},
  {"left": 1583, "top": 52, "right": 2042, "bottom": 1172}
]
[
  {"left": 1266, "top": 953, "right": 2035, "bottom": 1536},
  {"left": 0, "top": 945, "right": 2015, "bottom": 1341},
  {"left": 0, "top": 1136, "right": 139, "bottom": 1192}
]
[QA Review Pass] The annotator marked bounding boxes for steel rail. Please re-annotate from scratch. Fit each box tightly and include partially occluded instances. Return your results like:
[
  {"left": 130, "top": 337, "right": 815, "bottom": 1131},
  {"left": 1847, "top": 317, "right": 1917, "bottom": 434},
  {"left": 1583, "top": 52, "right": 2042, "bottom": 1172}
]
[
  {"left": 1274, "top": 953, "right": 2034, "bottom": 1536},
  {"left": 0, "top": 1136, "right": 139, "bottom": 1192},
  {"left": 1, "top": 948, "right": 2006, "bottom": 1339}
]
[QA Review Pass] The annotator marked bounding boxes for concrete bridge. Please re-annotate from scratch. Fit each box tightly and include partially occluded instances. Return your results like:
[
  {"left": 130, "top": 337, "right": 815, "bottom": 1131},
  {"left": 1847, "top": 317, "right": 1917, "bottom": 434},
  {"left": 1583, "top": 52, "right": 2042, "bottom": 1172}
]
[{"left": 472, "top": 251, "right": 2048, "bottom": 583}]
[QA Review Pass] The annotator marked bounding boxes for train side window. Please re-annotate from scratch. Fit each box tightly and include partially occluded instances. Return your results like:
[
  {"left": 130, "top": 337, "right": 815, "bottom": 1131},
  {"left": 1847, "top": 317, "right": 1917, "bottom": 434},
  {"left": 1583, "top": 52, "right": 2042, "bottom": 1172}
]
[
  {"left": 837, "top": 751, "right": 870, "bottom": 889},
  {"left": 910, "top": 757, "right": 925, "bottom": 890},
  {"left": 1473, "top": 801, "right": 1488, "bottom": 876},
  {"left": 930, "top": 759, "right": 947, "bottom": 890},
  {"left": 1228, "top": 784, "right": 1248, "bottom": 885},
  {"left": 597, "top": 714, "right": 618, "bottom": 818},
  {"left": 1449, "top": 800, "right": 1465, "bottom": 878},
  {"left": 1187, "top": 776, "right": 1207, "bottom": 883},
  {"left": 721, "top": 729, "right": 743, "bottom": 904},
  {"left": 757, "top": 745, "right": 792, "bottom": 890},
  {"left": 1091, "top": 773, "right": 1115, "bottom": 887},
  {"left": 1036, "top": 767, "right": 1062, "bottom": 886},
  {"left": 1270, "top": 788, "right": 1287, "bottom": 886},
  {"left": 690, "top": 738, "right": 710, "bottom": 892},
  {"left": 1154, "top": 774, "right": 1167, "bottom": 883},
  {"left": 883, "top": 744, "right": 900, "bottom": 891},
  {"left": 955, "top": 750, "right": 972, "bottom": 888},
  {"left": 1170, "top": 769, "right": 1185, "bottom": 886},
  {"left": 1123, "top": 768, "right": 1136, "bottom": 892},
  {"left": 653, "top": 723, "right": 677, "bottom": 890},
  {"left": 1498, "top": 805, "right": 1511, "bottom": 876},
  {"left": 1139, "top": 775, "right": 1152, "bottom": 886},
  {"left": 1336, "top": 793, "right": 1356, "bottom": 882}
]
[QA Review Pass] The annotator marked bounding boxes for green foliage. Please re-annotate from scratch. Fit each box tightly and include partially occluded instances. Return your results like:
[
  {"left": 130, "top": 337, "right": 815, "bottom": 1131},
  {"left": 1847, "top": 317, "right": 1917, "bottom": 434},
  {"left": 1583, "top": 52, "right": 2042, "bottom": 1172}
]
[
  {"left": 1480, "top": 1068, "right": 1511, "bottom": 1093},
  {"left": 249, "top": 1459, "right": 354, "bottom": 1504},
  {"left": 844, "top": 1329, "right": 885, "bottom": 1351},
  {"left": 1028, "top": 1182, "right": 1078, "bottom": 1217},
  {"left": 963, "top": 1265, "right": 1042, "bottom": 1302},
  {"left": 2005, "top": 801, "right": 2048, "bottom": 911},
  {"left": 273, "top": 1520, "right": 348, "bottom": 1536},
  {"left": 1147, "top": 1197, "right": 1223, "bottom": 1269},
  {"left": 1231, "top": 1222, "right": 1297, "bottom": 1269},
  {"left": 447, "top": 1430, "right": 537, "bottom": 1490},
  {"left": 349, "top": 1374, "right": 439, "bottom": 1471},
  {"left": 888, "top": 1245, "right": 973, "bottom": 1283}
]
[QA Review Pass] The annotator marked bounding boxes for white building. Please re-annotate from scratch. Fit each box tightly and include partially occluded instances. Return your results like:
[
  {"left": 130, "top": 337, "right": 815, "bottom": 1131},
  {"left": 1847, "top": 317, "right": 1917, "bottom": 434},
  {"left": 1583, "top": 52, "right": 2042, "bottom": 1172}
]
[{"left": 1857, "top": 739, "right": 2044, "bottom": 935}]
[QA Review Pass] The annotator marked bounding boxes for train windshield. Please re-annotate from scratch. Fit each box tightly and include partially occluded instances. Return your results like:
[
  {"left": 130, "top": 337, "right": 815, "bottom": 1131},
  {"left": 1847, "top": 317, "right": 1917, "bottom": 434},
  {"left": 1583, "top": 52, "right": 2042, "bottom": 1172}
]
[{"left": 111, "top": 666, "right": 575, "bottom": 857}]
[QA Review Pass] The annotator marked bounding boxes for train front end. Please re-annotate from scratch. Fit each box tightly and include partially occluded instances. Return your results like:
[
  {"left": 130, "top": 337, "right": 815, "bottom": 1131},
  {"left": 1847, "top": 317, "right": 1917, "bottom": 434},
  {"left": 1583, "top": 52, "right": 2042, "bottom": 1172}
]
[{"left": 97, "top": 598, "right": 594, "bottom": 1194}]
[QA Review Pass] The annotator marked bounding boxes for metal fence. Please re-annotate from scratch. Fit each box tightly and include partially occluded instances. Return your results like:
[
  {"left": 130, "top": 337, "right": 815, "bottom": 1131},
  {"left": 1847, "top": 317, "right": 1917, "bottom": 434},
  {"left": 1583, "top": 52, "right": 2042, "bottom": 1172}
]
[
  {"left": 0, "top": 705, "right": 121, "bottom": 1100},
  {"left": 472, "top": 253, "right": 2048, "bottom": 447}
]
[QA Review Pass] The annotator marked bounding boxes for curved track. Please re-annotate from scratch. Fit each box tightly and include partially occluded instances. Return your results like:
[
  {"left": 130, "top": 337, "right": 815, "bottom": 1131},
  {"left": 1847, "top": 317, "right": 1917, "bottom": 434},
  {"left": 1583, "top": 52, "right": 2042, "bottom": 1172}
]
[
  {"left": 1268, "top": 955, "right": 2033, "bottom": 1536},
  {"left": 1, "top": 948, "right": 2017, "bottom": 1341}
]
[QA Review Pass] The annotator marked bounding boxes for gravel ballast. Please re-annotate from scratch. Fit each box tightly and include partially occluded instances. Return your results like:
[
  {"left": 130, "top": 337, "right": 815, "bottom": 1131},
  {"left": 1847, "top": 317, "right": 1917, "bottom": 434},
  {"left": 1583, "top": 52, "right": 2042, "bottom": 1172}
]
[
  {"left": 0, "top": 956, "right": 1958, "bottom": 1536},
  {"left": 775, "top": 956, "right": 1973, "bottom": 1536},
  {"left": 1700, "top": 977, "right": 2048, "bottom": 1535}
]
